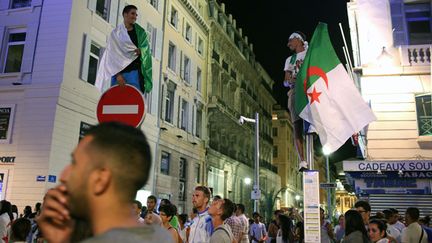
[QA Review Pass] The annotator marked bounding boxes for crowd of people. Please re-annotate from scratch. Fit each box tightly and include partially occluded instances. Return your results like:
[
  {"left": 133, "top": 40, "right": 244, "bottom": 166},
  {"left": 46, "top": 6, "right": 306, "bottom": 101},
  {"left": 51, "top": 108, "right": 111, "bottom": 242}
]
[
  {"left": 130, "top": 195, "right": 432, "bottom": 243},
  {"left": 1, "top": 195, "right": 432, "bottom": 243},
  {"left": 0, "top": 124, "right": 430, "bottom": 243},
  {"left": 0, "top": 201, "right": 42, "bottom": 242}
]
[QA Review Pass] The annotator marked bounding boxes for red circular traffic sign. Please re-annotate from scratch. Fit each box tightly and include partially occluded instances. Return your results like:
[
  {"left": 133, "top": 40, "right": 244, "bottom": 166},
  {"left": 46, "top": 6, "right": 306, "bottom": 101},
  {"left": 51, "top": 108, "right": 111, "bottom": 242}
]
[{"left": 96, "top": 85, "right": 145, "bottom": 127}]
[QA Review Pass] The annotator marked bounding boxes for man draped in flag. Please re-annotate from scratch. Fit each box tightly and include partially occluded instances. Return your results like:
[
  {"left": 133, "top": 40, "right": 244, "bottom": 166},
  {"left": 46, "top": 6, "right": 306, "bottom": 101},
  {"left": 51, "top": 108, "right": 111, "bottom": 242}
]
[
  {"left": 95, "top": 5, "right": 152, "bottom": 94},
  {"left": 283, "top": 31, "right": 309, "bottom": 171},
  {"left": 295, "top": 23, "right": 376, "bottom": 154}
]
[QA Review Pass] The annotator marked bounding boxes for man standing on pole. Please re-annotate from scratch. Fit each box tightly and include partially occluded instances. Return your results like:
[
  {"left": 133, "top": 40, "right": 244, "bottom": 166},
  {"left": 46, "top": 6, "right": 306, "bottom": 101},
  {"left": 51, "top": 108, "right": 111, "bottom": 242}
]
[
  {"left": 95, "top": 5, "right": 152, "bottom": 94},
  {"left": 283, "top": 31, "right": 308, "bottom": 171}
]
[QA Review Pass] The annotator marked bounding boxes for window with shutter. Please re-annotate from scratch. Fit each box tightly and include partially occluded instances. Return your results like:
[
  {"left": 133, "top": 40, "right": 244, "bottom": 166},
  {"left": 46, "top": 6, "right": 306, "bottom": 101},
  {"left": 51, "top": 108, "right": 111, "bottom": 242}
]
[
  {"left": 185, "top": 23, "right": 192, "bottom": 43},
  {"left": 160, "top": 151, "right": 170, "bottom": 175},
  {"left": 181, "top": 99, "right": 189, "bottom": 131},
  {"left": 87, "top": 42, "right": 101, "bottom": 85},
  {"left": 170, "top": 7, "right": 178, "bottom": 28},
  {"left": 96, "top": 0, "right": 111, "bottom": 21},
  {"left": 168, "top": 42, "right": 176, "bottom": 71},
  {"left": 183, "top": 56, "right": 191, "bottom": 83},
  {"left": 404, "top": 2, "right": 432, "bottom": 44},
  {"left": 197, "top": 37, "right": 203, "bottom": 55},
  {"left": 196, "top": 108, "right": 202, "bottom": 138},
  {"left": 196, "top": 67, "right": 202, "bottom": 92},
  {"left": 150, "top": 0, "right": 158, "bottom": 10},
  {"left": 165, "top": 83, "right": 175, "bottom": 123}
]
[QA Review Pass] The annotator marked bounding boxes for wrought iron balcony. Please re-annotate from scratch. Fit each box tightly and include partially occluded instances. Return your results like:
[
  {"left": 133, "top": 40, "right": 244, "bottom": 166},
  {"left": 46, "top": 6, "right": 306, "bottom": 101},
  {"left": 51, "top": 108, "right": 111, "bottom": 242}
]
[
  {"left": 260, "top": 159, "right": 278, "bottom": 173},
  {"left": 418, "top": 115, "right": 432, "bottom": 136}
]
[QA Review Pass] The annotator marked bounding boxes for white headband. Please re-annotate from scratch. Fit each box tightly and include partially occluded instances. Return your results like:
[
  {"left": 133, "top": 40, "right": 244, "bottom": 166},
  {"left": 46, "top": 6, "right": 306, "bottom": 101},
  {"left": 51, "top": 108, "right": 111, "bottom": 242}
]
[{"left": 289, "top": 33, "right": 304, "bottom": 42}]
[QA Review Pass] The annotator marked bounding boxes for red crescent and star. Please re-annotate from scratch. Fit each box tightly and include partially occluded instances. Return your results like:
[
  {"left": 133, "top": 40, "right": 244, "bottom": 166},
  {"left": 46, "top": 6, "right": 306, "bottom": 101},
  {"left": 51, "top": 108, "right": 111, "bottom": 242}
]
[{"left": 302, "top": 66, "right": 329, "bottom": 104}]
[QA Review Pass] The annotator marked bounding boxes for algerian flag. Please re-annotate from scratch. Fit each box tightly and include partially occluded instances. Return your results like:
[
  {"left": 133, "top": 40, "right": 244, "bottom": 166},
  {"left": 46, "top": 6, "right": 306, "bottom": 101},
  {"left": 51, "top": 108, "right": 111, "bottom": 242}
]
[
  {"left": 295, "top": 23, "right": 376, "bottom": 153},
  {"left": 96, "top": 23, "right": 152, "bottom": 93}
]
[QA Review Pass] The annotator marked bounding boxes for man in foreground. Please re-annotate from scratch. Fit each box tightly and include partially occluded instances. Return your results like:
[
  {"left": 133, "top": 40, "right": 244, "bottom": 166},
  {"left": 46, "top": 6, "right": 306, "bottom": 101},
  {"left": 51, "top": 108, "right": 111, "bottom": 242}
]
[{"left": 37, "top": 122, "right": 171, "bottom": 242}]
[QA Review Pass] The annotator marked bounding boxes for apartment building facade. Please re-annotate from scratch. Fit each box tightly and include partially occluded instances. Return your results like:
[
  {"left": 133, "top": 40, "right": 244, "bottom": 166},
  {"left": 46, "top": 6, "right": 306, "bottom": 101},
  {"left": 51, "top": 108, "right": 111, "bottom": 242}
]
[
  {"left": 344, "top": 0, "right": 432, "bottom": 213},
  {"left": 206, "top": 0, "right": 280, "bottom": 216}
]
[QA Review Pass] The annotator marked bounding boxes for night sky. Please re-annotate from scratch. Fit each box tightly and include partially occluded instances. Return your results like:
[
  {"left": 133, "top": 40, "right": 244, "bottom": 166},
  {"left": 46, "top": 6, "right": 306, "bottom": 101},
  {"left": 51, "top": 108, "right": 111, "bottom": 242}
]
[
  {"left": 219, "top": 0, "right": 356, "bottom": 162},
  {"left": 219, "top": 0, "right": 352, "bottom": 106}
]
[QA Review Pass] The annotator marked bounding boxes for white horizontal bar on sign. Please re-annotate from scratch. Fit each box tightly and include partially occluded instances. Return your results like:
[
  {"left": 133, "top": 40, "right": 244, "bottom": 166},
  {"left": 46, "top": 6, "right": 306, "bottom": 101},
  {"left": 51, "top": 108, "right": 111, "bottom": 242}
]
[{"left": 102, "top": 105, "right": 139, "bottom": 114}]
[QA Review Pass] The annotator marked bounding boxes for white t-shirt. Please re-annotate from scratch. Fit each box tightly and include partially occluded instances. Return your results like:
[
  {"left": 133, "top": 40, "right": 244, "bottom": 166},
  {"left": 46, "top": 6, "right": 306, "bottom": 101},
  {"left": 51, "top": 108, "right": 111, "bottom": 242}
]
[
  {"left": 392, "top": 220, "right": 405, "bottom": 232},
  {"left": 386, "top": 223, "right": 401, "bottom": 242},
  {"left": 283, "top": 49, "right": 307, "bottom": 79},
  {"left": 249, "top": 222, "right": 267, "bottom": 243}
]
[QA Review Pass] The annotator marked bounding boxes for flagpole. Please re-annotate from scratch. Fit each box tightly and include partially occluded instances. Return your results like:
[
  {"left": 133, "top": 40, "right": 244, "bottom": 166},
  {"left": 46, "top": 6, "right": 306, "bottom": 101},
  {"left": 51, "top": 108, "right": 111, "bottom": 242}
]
[
  {"left": 342, "top": 46, "right": 357, "bottom": 87},
  {"left": 338, "top": 23, "right": 354, "bottom": 69},
  {"left": 306, "top": 134, "right": 314, "bottom": 170}
]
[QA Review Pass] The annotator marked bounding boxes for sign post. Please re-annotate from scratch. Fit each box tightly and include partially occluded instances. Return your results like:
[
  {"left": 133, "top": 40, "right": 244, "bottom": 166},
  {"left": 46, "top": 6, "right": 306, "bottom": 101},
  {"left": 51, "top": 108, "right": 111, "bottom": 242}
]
[
  {"left": 303, "top": 170, "right": 321, "bottom": 243},
  {"left": 96, "top": 85, "right": 145, "bottom": 128}
]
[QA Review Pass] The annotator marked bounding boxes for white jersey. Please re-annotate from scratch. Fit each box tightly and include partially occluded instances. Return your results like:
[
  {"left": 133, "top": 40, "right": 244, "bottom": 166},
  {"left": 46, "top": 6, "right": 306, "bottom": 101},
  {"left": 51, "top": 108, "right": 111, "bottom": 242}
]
[
  {"left": 283, "top": 49, "right": 307, "bottom": 79},
  {"left": 189, "top": 208, "right": 212, "bottom": 243}
]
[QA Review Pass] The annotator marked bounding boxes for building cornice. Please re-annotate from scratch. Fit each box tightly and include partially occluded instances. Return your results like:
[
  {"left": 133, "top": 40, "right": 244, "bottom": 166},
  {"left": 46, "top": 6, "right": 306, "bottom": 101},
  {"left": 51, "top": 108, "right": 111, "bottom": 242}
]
[{"left": 178, "top": 0, "right": 209, "bottom": 33}]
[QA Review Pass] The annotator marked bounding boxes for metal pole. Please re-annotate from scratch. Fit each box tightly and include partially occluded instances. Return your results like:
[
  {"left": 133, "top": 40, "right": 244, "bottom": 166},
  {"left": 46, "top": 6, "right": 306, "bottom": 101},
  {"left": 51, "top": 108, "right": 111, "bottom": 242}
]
[
  {"left": 152, "top": 0, "right": 169, "bottom": 195},
  {"left": 339, "top": 23, "right": 354, "bottom": 70},
  {"left": 326, "top": 155, "right": 332, "bottom": 219},
  {"left": 254, "top": 112, "right": 260, "bottom": 213},
  {"left": 306, "top": 134, "right": 314, "bottom": 169}
]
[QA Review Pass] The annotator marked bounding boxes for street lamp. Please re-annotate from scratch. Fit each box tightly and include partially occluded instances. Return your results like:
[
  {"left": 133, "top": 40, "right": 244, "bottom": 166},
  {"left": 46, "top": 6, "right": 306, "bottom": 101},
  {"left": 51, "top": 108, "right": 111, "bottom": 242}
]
[
  {"left": 323, "top": 148, "right": 332, "bottom": 219},
  {"left": 244, "top": 177, "right": 252, "bottom": 185},
  {"left": 295, "top": 195, "right": 301, "bottom": 207},
  {"left": 239, "top": 112, "right": 260, "bottom": 213}
]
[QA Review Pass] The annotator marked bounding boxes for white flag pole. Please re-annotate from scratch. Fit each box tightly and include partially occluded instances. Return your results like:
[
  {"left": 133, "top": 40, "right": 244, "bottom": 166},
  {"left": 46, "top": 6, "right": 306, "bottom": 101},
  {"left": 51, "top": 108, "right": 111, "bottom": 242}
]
[
  {"left": 339, "top": 23, "right": 354, "bottom": 69},
  {"left": 343, "top": 46, "right": 358, "bottom": 88}
]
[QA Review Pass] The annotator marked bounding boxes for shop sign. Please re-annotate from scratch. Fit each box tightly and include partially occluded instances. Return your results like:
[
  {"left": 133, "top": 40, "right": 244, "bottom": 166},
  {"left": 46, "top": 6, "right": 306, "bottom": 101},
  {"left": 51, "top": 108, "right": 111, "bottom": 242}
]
[
  {"left": 0, "top": 104, "right": 16, "bottom": 144},
  {"left": 0, "top": 157, "right": 15, "bottom": 164},
  {"left": 343, "top": 160, "right": 432, "bottom": 172}
]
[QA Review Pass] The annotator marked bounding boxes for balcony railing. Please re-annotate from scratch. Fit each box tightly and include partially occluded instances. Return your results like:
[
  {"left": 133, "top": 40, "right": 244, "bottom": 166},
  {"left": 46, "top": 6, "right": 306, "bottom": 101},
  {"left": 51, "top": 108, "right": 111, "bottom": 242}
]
[
  {"left": 418, "top": 116, "right": 432, "bottom": 136},
  {"left": 260, "top": 159, "right": 278, "bottom": 173},
  {"left": 400, "top": 45, "right": 431, "bottom": 66}
]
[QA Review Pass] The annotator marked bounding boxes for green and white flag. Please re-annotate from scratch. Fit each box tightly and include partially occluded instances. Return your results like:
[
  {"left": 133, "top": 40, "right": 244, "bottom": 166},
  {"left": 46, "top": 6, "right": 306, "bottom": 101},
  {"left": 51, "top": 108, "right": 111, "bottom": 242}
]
[{"left": 295, "top": 23, "right": 376, "bottom": 153}]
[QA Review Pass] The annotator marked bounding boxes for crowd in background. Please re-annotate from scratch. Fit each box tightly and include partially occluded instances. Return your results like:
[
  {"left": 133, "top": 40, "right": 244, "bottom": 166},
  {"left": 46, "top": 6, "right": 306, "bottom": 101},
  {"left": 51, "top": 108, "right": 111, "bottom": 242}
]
[{"left": 0, "top": 192, "right": 431, "bottom": 242}]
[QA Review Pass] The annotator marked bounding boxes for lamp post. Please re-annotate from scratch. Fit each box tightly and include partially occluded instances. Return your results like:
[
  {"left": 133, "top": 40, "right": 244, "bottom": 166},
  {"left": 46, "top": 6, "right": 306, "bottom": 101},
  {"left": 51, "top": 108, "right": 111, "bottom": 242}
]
[
  {"left": 323, "top": 147, "right": 332, "bottom": 219},
  {"left": 239, "top": 112, "right": 260, "bottom": 213}
]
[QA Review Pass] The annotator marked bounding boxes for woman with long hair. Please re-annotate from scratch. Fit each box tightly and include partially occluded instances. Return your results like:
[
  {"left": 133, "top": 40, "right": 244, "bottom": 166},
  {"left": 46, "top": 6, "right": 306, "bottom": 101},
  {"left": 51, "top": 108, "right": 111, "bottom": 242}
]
[
  {"left": 343, "top": 210, "right": 371, "bottom": 243},
  {"left": 368, "top": 219, "right": 389, "bottom": 243},
  {"left": 276, "top": 214, "right": 295, "bottom": 243}
]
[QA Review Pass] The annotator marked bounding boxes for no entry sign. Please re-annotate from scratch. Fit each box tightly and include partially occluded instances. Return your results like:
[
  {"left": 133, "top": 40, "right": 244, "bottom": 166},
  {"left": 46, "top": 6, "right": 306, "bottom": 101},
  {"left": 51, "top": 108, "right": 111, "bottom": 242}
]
[{"left": 96, "top": 85, "right": 145, "bottom": 127}]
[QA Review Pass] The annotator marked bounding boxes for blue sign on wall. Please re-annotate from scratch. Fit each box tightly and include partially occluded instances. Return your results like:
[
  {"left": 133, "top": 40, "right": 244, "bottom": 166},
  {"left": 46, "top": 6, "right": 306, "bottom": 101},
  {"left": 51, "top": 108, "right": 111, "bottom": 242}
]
[
  {"left": 36, "top": 176, "right": 46, "bottom": 182},
  {"left": 48, "top": 175, "right": 56, "bottom": 183}
]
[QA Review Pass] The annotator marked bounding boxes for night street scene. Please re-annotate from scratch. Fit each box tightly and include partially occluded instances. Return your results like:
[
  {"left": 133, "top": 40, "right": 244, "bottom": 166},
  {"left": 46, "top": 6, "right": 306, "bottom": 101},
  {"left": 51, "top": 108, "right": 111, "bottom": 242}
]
[{"left": 0, "top": 0, "right": 431, "bottom": 242}]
